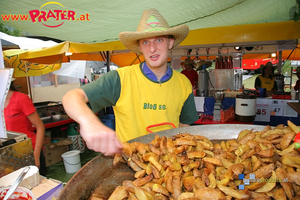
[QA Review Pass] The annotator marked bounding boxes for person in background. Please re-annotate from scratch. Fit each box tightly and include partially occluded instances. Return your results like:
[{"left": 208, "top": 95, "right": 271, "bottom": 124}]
[
  {"left": 294, "top": 67, "right": 300, "bottom": 91},
  {"left": 82, "top": 76, "right": 90, "bottom": 85},
  {"left": 181, "top": 59, "right": 198, "bottom": 89},
  {"left": 4, "top": 79, "right": 46, "bottom": 175},
  {"left": 62, "top": 8, "right": 198, "bottom": 156},
  {"left": 180, "top": 61, "right": 185, "bottom": 70},
  {"left": 254, "top": 62, "right": 278, "bottom": 97}
]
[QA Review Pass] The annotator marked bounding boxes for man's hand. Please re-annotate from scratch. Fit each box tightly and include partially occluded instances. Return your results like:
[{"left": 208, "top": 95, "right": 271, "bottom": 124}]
[
  {"left": 62, "top": 88, "right": 122, "bottom": 157},
  {"left": 79, "top": 120, "right": 123, "bottom": 156}
]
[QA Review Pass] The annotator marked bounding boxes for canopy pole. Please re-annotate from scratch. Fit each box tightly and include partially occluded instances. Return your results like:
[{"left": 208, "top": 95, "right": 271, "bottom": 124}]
[
  {"left": 130, "top": 54, "right": 141, "bottom": 66},
  {"left": 25, "top": 61, "right": 33, "bottom": 100},
  {"left": 106, "top": 51, "right": 110, "bottom": 72},
  {"left": 278, "top": 51, "right": 282, "bottom": 74}
]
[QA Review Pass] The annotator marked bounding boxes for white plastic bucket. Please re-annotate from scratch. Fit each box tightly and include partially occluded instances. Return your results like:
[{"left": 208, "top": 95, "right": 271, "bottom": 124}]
[{"left": 61, "top": 150, "right": 81, "bottom": 173}]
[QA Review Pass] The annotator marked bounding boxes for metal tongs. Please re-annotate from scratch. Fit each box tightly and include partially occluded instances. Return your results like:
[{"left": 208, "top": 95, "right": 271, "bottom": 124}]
[{"left": 3, "top": 166, "right": 30, "bottom": 200}]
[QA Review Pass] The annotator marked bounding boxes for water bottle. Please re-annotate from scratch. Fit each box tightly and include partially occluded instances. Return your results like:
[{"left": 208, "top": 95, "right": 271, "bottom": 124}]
[{"left": 291, "top": 89, "right": 296, "bottom": 100}]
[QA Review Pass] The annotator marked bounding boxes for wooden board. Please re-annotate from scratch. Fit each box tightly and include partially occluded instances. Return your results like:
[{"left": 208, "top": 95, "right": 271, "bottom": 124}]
[
  {"left": 287, "top": 102, "right": 300, "bottom": 114},
  {"left": 223, "top": 91, "right": 242, "bottom": 98}
]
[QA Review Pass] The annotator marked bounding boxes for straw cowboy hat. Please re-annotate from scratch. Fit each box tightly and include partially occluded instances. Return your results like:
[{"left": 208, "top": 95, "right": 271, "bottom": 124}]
[
  {"left": 260, "top": 62, "right": 277, "bottom": 71},
  {"left": 184, "top": 58, "right": 195, "bottom": 66},
  {"left": 195, "top": 60, "right": 212, "bottom": 71},
  {"left": 119, "top": 9, "right": 189, "bottom": 54}
]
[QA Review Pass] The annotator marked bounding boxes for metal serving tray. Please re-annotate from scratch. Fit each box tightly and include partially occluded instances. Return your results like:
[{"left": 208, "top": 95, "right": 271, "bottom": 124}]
[{"left": 57, "top": 124, "right": 267, "bottom": 200}]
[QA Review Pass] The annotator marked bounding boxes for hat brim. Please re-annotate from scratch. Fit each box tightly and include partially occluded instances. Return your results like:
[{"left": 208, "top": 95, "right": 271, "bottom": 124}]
[
  {"left": 119, "top": 25, "right": 189, "bottom": 54},
  {"left": 260, "top": 65, "right": 277, "bottom": 71},
  {"left": 196, "top": 61, "right": 212, "bottom": 67}
]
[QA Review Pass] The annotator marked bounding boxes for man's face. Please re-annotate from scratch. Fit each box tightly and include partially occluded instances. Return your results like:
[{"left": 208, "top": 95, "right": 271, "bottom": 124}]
[
  {"left": 185, "top": 64, "right": 193, "bottom": 71},
  {"left": 138, "top": 36, "right": 174, "bottom": 69},
  {"left": 264, "top": 66, "right": 273, "bottom": 77}
]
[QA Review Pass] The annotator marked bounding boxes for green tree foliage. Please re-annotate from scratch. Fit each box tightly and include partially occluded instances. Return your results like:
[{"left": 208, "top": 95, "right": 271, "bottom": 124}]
[
  {"left": 0, "top": 23, "right": 21, "bottom": 36},
  {"left": 289, "top": 0, "right": 300, "bottom": 22}
]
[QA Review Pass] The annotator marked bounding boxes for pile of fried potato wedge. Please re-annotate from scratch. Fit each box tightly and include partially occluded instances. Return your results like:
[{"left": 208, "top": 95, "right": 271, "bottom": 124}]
[{"left": 109, "top": 121, "right": 300, "bottom": 200}]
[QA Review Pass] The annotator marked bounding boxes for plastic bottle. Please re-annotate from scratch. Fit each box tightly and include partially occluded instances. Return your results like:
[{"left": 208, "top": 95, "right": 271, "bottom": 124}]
[{"left": 291, "top": 89, "right": 296, "bottom": 100}]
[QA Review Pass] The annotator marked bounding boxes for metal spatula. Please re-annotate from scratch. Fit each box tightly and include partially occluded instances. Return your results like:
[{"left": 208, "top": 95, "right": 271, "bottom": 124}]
[{"left": 3, "top": 166, "right": 30, "bottom": 200}]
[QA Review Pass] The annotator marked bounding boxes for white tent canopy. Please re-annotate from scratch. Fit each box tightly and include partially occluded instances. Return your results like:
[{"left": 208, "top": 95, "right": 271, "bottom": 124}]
[
  {"left": 53, "top": 60, "right": 86, "bottom": 79},
  {"left": 0, "top": 32, "right": 57, "bottom": 49}
]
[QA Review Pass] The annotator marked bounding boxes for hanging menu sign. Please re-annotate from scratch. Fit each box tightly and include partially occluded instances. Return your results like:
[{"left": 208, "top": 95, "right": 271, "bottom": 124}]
[{"left": 270, "top": 99, "right": 284, "bottom": 116}]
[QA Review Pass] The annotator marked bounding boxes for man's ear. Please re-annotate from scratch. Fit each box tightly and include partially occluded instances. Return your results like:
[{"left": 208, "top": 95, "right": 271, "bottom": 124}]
[
  {"left": 168, "top": 38, "right": 174, "bottom": 49},
  {"left": 138, "top": 45, "right": 143, "bottom": 54}
]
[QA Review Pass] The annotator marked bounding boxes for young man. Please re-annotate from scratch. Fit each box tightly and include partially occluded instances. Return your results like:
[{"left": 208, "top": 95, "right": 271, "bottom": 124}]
[
  {"left": 62, "top": 9, "right": 198, "bottom": 156},
  {"left": 254, "top": 62, "right": 278, "bottom": 96}
]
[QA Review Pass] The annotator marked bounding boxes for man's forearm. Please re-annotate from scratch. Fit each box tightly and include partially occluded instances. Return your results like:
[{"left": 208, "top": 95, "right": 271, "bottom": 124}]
[{"left": 62, "top": 88, "right": 99, "bottom": 124}]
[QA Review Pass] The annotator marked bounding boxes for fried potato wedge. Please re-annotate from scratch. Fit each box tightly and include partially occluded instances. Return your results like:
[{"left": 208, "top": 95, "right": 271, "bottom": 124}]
[
  {"left": 134, "top": 187, "right": 154, "bottom": 200},
  {"left": 148, "top": 156, "right": 162, "bottom": 171},
  {"left": 113, "top": 153, "right": 123, "bottom": 166},
  {"left": 187, "top": 151, "right": 206, "bottom": 159},
  {"left": 152, "top": 183, "right": 169, "bottom": 197},
  {"left": 286, "top": 172, "right": 300, "bottom": 185},
  {"left": 276, "top": 167, "right": 294, "bottom": 199},
  {"left": 108, "top": 186, "right": 128, "bottom": 200},
  {"left": 287, "top": 120, "right": 300, "bottom": 134},
  {"left": 237, "top": 129, "right": 251, "bottom": 142},
  {"left": 173, "top": 137, "right": 197, "bottom": 146},
  {"left": 122, "top": 142, "right": 133, "bottom": 158},
  {"left": 208, "top": 172, "right": 217, "bottom": 189},
  {"left": 280, "top": 131, "right": 295, "bottom": 150},
  {"left": 282, "top": 155, "right": 300, "bottom": 168},
  {"left": 135, "top": 170, "right": 146, "bottom": 179},
  {"left": 251, "top": 155, "right": 262, "bottom": 172},
  {"left": 133, "top": 174, "right": 154, "bottom": 187},
  {"left": 183, "top": 176, "right": 195, "bottom": 192},
  {"left": 177, "top": 192, "right": 194, "bottom": 200},
  {"left": 249, "top": 191, "right": 271, "bottom": 200},
  {"left": 217, "top": 184, "right": 249, "bottom": 199},
  {"left": 172, "top": 175, "right": 181, "bottom": 200},
  {"left": 136, "top": 142, "right": 147, "bottom": 155},
  {"left": 203, "top": 157, "right": 223, "bottom": 166},
  {"left": 239, "top": 132, "right": 255, "bottom": 145},
  {"left": 277, "top": 144, "right": 297, "bottom": 156},
  {"left": 194, "top": 187, "right": 226, "bottom": 200},
  {"left": 261, "top": 129, "right": 283, "bottom": 138},
  {"left": 256, "top": 148, "right": 274, "bottom": 158},
  {"left": 128, "top": 159, "right": 143, "bottom": 172},
  {"left": 274, "top": 187, "right": 287, "bottom": 200},
  {"left": 255, "top": 171, "right": 277, "bottom": 193}
]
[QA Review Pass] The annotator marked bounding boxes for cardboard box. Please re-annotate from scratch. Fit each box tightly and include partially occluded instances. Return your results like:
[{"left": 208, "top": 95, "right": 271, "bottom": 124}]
[
  {"left": 31, "top": 178, "right": 63, "bottom": 200},
  {"left": 0, "top": 166, "right": 40, "bottom": 189},
  {"left": 44, "top": 138, "right": 72, "bottom": 167}
]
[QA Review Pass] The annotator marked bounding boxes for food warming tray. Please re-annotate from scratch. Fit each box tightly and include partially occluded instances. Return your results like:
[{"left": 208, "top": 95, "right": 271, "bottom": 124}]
[{"left": 57, "top": 124, "right": 267, "bottom": 200}]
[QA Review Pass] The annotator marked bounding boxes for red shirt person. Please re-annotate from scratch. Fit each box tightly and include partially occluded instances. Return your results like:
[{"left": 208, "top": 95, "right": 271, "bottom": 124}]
[
  {"left": 181, "top": 59, "right": 198, "bottom": 89},
  {"left": 4, "top": 80, "right": 46, "bottom": 175}
]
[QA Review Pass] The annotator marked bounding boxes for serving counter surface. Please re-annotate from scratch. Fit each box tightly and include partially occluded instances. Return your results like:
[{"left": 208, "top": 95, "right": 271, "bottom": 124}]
[{"left": 287, "top": 102, "right": 300, "bottom": 114}]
